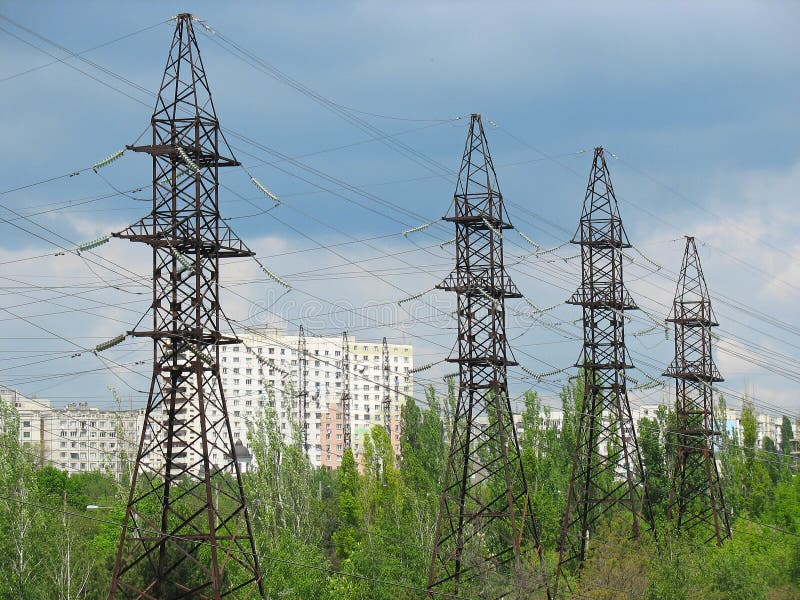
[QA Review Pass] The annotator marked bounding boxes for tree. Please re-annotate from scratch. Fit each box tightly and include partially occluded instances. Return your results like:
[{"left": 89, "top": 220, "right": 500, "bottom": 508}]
[
  {"left": 575, "top": 517, "right": 654, "bottom": 599},
  {"left": 518, "top": 389, "right": 567, "bottom": 549},
  {"left": 245, "top": 408, "right": 331, "bottom": 598},
  {"left": 333, "top": 448, "right": 361, "bottom": 561},
  {"left": 762, "top": 436, "right": 781, "bottom": 485},
  {"left": 639, "top": 416, "right": 669, "bottom": 518},
  {"left": 0, "top": 398, "right": 48, "bottom": 600},
  {"left": 780, "top": 416, "right": 794, "bottom": 458}
]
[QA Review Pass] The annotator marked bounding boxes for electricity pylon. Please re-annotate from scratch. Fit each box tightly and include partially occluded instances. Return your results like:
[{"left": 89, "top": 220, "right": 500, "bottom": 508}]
[
  {"left": 555, "top": 147, "right": 655, "bottom": 594},
  {"left": 665, "top": 236, "right": 731, "bottom": 544},
  {"left": 298, "top": 325, "right": 309, "bottom": 454},
  {"left": 382, "top": 337, "right": 391, "bottom": 437},
  {"left": 109, "top": 14, "right": 263, "bottom": 598},
  {"left": 427, "top": 113, "right": 550, "bottom": 600},
  {"left": 341, "top": 331, "right": 351, "bottom": 451}
]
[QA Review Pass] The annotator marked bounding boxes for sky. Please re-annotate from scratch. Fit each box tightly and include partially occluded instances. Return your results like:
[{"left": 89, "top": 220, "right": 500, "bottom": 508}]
[{"left": 0, "top": 1, "right": 798, "bottom": 421}]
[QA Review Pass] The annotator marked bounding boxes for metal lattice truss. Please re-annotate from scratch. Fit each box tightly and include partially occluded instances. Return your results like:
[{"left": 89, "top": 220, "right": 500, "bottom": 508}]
[
  {"left": 556, "top": 148, "right": 655, "bottom": 590},
  {"left": 382, "top": 337, "right": 391, "bottom": 436},
  {"left": 109, "top": 15, "right": 264, "bottom": 599},
  {"left": 665, "top": 236, "right": 730, "bottom": 544},
  {"left": 427, "top": 114, "right": 549, "bottom": 600},
  {"left": 341, "top": 331, "right": 352, "bottom": 451},
  {"left": 298, "top": 325, "right": 309, "bottom": 453}
]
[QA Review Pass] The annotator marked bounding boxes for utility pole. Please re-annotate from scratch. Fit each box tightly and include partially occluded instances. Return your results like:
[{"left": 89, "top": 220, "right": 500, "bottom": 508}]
[
  {"left": 555, "top": 147, "right": 655, "bottom": 592},
  {"left": 298, "top": 325, "right": 309, "bottom": 454},
  {"left": 341, "top": 331, "right": 351, "bottom": 452},
  {"left": 382, "top": 337, "right": 391, "bottom": 438},
  {"left": 665, "top": 236, "right": 731, "bottom": 544},
  {"left": 109, "top": 14, "right": 263, "bottom": 598},
  {"left": 426, "top": 114, "right": 550, "bottom": 599}
]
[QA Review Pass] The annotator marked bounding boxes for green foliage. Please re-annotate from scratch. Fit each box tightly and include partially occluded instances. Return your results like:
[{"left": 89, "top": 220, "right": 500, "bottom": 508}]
[
  {"left": 781, "top": 416, "right": 794, "bottom": 455},
  {"left": 2, "top": 386, "right": 800, "bottom": 598},
  {"left": 639, "top": 415, "right": 669, "bottom": 516},
  {"left": 519, "top": 390, "right": 568, "bottom": 549}
]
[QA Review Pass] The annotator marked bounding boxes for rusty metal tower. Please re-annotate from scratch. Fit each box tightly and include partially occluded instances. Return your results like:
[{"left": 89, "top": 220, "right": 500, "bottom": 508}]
[
  {"left": 427, "top": 114, "right": 549, "bottom": 599},
  {"left": 341, "top": 331, "right": 352, "bottom": 451},
  {"left": 665, "top": 236, "right": 730, "bottom": 544},
  {"left": 109, "top": 14, "right": 263, "bottom": 598},
  {"left": 555, "top": 147, "right": 655, "bottom": 590},
  {"left": 382, "top": 337, "right": 391, "bottom": 437},
  {"left": 298, "top": 325, "right": 309, "bottom": 453}
]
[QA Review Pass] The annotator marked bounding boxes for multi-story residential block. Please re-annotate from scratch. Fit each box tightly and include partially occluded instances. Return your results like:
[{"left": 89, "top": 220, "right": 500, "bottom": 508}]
[
  {"left": 514, "top": 402, "right": 799, "bottom": 456},
  {"left": 638, "top": 403, "right": 798, "bottom": 453},
  {"left": 1, "top": 387, "right": 48, "bottom": 447},
  {"left": 2, "top": 330, "right": 414, "bottom": 476},
  {"left": 220, "top": 329, "right": 413, "bottom": 468},
  {"left": 0, "top": 387, "right": 142, "bottom": 478},
  {"left": 40, "top": 402, "right": 142, "bottom": 476}
]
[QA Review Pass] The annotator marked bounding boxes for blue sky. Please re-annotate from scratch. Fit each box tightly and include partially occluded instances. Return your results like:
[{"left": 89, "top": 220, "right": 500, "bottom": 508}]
[{"left": 0, "top": 1, "right": 798, "bottom": 420}]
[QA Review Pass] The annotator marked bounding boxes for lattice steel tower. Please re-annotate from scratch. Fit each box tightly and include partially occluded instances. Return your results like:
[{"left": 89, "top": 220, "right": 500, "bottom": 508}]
[
  {"left": 109, "top": 14, "right": 263, "bottom": 598},
  {"left": 297, "top": 325, "right": 309, "bottom": 453},
  {"left": 665, "top": 236, "right": 730, "bottom": 544},
  {"left": 382, "top": 337, "right": 391, "bottom": 437},
  {"left": 341, "top": 331, "right": 352, "bottom": 451},
  {"left": 427, "top": 114, "right": 549, "bottom": 599},
  {"left": 555, "top": 147, "right": 655, "bottom": 590}
]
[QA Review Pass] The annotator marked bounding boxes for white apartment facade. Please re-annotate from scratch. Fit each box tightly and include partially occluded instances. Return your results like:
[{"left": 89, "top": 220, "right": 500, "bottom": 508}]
[
  {"left": 40, "top": 402, "right": 142, "bottom": 476},
  {"left": 516, "top": 402, "right": 799, "bottom": 453},
  {"left": 220, "top": 329, "right": 414, "bottom": 468},
  {"left": 0, "top": 387, "right": 142, "bottom": 478}
]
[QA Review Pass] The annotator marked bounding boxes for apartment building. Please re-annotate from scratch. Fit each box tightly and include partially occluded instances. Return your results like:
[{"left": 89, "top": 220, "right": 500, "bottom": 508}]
[
  {"left": 1, "top": 387, "right": 48, "bottom": 448},
  {"left": 0, "top": 387, "right": 142, "bottom": 478},
  {"left": 40, "top": 402, "right": 142, "bottom": 476},
  {"left": 515, "top": 402, "right": 798, "bottom": 454},
  {"left": 220, "top": 329, "right": 413, "bottom": 468}
]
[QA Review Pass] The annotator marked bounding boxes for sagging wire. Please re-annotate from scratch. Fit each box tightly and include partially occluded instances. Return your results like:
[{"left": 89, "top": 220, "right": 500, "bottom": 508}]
[
  {"left": 625, "top": 247, "right": 664, "bottom": 272},
  {"left": 534, "top": 241, "right": 570, "bottom": 257},
  {"left": 521, "top": 365, "right": 569, "bottom": 381},
  {"left": 524, "top": 298, "right": 560, "bottom": 314},
  {"left": 632, "top": 324, "right": 661, "bottom": 337},
  {"left": 92, "top": 149, "right": 125, "bottom": 172},
  {"left": 641, "top": 309, "right": 670, "bottom": 339},
  {"left": 403, "top": 221, "right": 434, "bottom": 237},
  {"left": 634, "top": 372, "right": 666, "bottom": 391}
]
